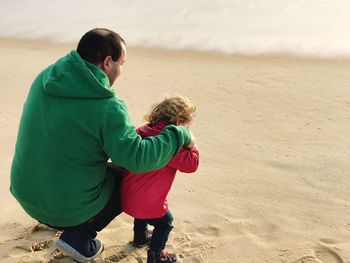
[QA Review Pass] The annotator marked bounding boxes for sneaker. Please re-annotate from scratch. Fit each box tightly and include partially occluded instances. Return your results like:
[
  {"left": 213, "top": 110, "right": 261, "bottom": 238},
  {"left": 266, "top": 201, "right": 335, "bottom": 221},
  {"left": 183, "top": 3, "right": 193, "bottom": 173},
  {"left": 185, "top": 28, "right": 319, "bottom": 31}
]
[
  {"left": 132, "top": 230, "right": 152, "bottom": 248},
  {"left": 54, "top": 238, "right": 104, "bottom": 262},
  {"left": 147, "top": 249, "right": 177, "bottom": 263}
]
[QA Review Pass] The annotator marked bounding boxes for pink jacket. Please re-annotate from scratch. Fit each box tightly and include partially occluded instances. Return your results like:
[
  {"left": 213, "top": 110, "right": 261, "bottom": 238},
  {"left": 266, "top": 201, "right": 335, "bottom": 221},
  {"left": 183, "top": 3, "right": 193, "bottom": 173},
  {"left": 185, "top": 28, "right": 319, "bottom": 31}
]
[{"left": 120, "top": 123, "right": 199, "bottom": 219}]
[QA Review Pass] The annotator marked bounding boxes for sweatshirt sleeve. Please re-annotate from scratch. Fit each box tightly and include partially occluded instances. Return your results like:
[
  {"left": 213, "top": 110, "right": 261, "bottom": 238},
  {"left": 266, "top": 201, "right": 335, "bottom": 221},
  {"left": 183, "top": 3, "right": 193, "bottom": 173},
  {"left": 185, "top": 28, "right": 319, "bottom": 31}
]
[
  {"left": 101, "top": 101, "right": 191, "bottom": 173},
  {"left": 167, "top": 146, "right": 199, "bottom": 173}
]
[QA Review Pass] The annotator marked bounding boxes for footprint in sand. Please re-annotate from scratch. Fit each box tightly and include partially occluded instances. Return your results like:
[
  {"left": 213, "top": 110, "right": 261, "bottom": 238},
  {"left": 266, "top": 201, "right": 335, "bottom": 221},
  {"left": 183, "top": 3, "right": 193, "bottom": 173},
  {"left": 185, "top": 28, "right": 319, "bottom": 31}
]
[
  {"left": 311, "top": 246, "right": 343, "bottom": 263},
  {"left": 100, "top": 243, "right": 145, "bottom": 263},
  {"left": 196, "top": 225, "right": 220, "bottom": 237},
  {"left": 7, "top": 241, "right": 32, "bottom": 258},
  {"left": 293, "top": 256, "right": 318, "bottom": 263},
  {"left": 29, "top": 223, "right": 58, "bottom": 241},
  {"left": 0, "top": 223, "right": 62, "bottom": 262},
  {"left": 105, "top": 250, "right": 128, "bottom": 262},
  {"left": 171, "top": 231, "right": 215, "bottom": 263}
]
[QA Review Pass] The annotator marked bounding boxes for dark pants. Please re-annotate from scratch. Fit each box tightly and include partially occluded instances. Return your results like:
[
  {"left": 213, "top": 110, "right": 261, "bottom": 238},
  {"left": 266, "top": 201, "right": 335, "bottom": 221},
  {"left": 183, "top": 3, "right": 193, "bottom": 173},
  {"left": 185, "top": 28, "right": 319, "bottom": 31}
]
[
  {"left": 134, "top": 210, "right": 174, "bottom": 252},
  {"left": 44, "top": 166, "right": 123, "bottom": 254}
]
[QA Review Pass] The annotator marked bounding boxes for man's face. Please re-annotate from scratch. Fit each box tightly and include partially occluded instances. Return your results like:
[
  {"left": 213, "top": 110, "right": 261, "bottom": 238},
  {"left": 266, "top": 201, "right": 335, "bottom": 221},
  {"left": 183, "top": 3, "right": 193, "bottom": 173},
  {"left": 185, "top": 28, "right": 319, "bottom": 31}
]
[{"left": 105, "top": 43, "right": 127, "bottom": 86}]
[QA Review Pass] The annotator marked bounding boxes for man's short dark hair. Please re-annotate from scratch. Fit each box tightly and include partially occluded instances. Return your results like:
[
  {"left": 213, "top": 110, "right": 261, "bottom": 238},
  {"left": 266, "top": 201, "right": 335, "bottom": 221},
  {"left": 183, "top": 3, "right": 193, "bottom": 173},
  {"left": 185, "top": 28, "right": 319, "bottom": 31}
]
[{"left": 77, "top": 28, "right": 125, "bottom": 65}]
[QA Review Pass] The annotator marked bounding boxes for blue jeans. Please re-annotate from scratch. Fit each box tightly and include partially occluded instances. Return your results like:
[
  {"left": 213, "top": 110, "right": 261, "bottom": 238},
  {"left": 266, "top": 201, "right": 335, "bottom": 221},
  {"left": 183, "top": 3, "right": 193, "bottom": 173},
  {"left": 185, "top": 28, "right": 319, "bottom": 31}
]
[{"left": 134, "top": 210, "right": 174, "bottom": 252}]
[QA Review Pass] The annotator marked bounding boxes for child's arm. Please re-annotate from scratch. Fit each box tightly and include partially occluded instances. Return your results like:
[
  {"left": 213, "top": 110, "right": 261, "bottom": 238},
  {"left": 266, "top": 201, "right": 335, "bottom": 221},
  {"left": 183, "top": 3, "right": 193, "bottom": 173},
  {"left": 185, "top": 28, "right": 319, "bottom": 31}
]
[{"left": 166, "top": 146, "right": 199, "bottom": 173}]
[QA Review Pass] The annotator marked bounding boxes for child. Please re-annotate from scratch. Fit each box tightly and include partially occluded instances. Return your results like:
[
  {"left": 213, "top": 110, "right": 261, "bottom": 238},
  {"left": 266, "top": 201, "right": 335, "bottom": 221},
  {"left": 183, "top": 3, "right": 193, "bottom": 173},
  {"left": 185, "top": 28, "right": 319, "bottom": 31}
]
[{"left": 121, "top": 95, "right": 199, "bottom": 263}]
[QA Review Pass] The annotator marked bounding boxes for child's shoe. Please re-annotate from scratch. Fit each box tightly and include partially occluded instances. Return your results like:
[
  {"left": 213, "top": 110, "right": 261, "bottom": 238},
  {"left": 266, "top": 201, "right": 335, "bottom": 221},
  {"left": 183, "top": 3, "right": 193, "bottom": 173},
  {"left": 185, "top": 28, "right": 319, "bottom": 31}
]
[
  {"left": 147, "top": 249, "right": 177, "bottom": 263},
  {"left": 132, "top": 231, "right": 152, "bottom": 247}
]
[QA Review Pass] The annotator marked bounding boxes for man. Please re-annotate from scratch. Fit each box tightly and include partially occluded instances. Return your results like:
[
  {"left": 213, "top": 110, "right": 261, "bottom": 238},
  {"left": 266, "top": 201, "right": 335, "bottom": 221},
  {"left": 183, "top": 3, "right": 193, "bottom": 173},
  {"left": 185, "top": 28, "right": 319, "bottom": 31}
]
[{"left": 10, "top": 28, "right": 193, "bottom": 263}]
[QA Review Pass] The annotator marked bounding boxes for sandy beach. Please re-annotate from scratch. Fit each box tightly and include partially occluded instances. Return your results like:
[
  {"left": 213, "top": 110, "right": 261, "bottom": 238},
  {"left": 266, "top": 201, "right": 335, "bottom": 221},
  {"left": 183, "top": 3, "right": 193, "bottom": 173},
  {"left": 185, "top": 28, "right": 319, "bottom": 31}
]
[{"left": 1, "top": 38, "right": 350, "bottom": 263}]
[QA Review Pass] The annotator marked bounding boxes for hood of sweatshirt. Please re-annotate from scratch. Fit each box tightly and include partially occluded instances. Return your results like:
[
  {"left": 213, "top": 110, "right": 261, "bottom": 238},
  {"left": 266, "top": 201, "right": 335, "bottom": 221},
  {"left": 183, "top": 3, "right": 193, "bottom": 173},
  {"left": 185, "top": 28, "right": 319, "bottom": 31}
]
[
  {"left": 137, "top": 122, "right": 167, "bottom": 138},
  {"left": 43, "top": 50, "right": 115, "bottom": 99}
]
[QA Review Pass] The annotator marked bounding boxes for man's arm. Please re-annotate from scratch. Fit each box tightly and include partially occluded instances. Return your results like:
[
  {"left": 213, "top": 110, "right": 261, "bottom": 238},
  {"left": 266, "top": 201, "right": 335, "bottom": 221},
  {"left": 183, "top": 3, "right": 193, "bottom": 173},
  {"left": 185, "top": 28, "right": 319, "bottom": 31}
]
[{"left": 101, "top": 102, "right": 192, "bottom": 173}]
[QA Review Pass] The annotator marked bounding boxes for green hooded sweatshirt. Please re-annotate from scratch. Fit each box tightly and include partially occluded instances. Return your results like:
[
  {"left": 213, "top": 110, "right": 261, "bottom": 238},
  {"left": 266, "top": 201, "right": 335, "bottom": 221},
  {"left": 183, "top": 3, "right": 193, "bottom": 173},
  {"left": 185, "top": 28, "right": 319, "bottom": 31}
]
[{"left": 10, "top": 51, "right": 190, "bottom": 227}]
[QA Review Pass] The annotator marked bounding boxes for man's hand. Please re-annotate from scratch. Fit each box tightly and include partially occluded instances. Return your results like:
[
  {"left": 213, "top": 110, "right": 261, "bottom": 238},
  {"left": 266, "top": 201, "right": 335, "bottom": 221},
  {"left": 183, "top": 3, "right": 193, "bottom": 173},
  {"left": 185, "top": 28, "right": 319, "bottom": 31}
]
[{"left": 187, "top": 130, "right": 196, "bottom": 149}]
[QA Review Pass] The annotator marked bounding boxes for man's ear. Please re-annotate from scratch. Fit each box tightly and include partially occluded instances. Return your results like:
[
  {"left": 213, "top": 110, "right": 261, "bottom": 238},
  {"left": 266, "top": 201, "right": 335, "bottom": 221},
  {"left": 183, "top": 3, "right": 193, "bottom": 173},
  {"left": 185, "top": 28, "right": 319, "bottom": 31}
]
[{"left": 101, "top": 55, "right": 113, "bottom": 72}]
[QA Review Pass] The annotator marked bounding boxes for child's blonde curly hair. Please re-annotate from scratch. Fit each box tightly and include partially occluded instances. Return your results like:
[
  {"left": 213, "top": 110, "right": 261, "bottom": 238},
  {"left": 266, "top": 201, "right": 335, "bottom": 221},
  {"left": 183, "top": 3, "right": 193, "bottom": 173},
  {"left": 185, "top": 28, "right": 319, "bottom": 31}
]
[{"left": 144, "top": 95, "right": 196, "bottom": 126}]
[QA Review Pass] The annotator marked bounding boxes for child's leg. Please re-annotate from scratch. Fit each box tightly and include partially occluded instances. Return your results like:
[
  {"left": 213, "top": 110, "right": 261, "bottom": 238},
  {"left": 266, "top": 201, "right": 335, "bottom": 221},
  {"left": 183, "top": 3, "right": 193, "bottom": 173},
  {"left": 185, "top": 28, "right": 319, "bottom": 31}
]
[
  {"left": 134, "top": 218, "right": 148, "bottom": 234},
  {"left": 133, "top": 218, "right": 151, "bottom": 247},
  {"left": 146, "top": 211, "right": 177, "bottom": 262},
  {"left": 147, "top": 211, "right": 174, "bottom": 252}
]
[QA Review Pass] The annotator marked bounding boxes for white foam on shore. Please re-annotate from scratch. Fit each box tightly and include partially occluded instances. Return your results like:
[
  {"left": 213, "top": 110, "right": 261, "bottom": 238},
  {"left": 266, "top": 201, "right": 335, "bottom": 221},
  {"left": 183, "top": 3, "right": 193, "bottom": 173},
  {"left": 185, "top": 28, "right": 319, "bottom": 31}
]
[{"left": 1, "top": 0, "right": 350, "bottom": 57}]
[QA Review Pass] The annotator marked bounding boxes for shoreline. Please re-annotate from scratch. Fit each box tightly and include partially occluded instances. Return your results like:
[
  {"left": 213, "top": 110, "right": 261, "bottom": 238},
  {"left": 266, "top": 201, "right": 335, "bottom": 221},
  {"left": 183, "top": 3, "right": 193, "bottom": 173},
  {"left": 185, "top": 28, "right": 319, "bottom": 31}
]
[
  {"left": 1, "top": 38, "right": 350, "bottom": 262},
  {"left": 2, "top": 36, "right": 350, "bottom": 63}
]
